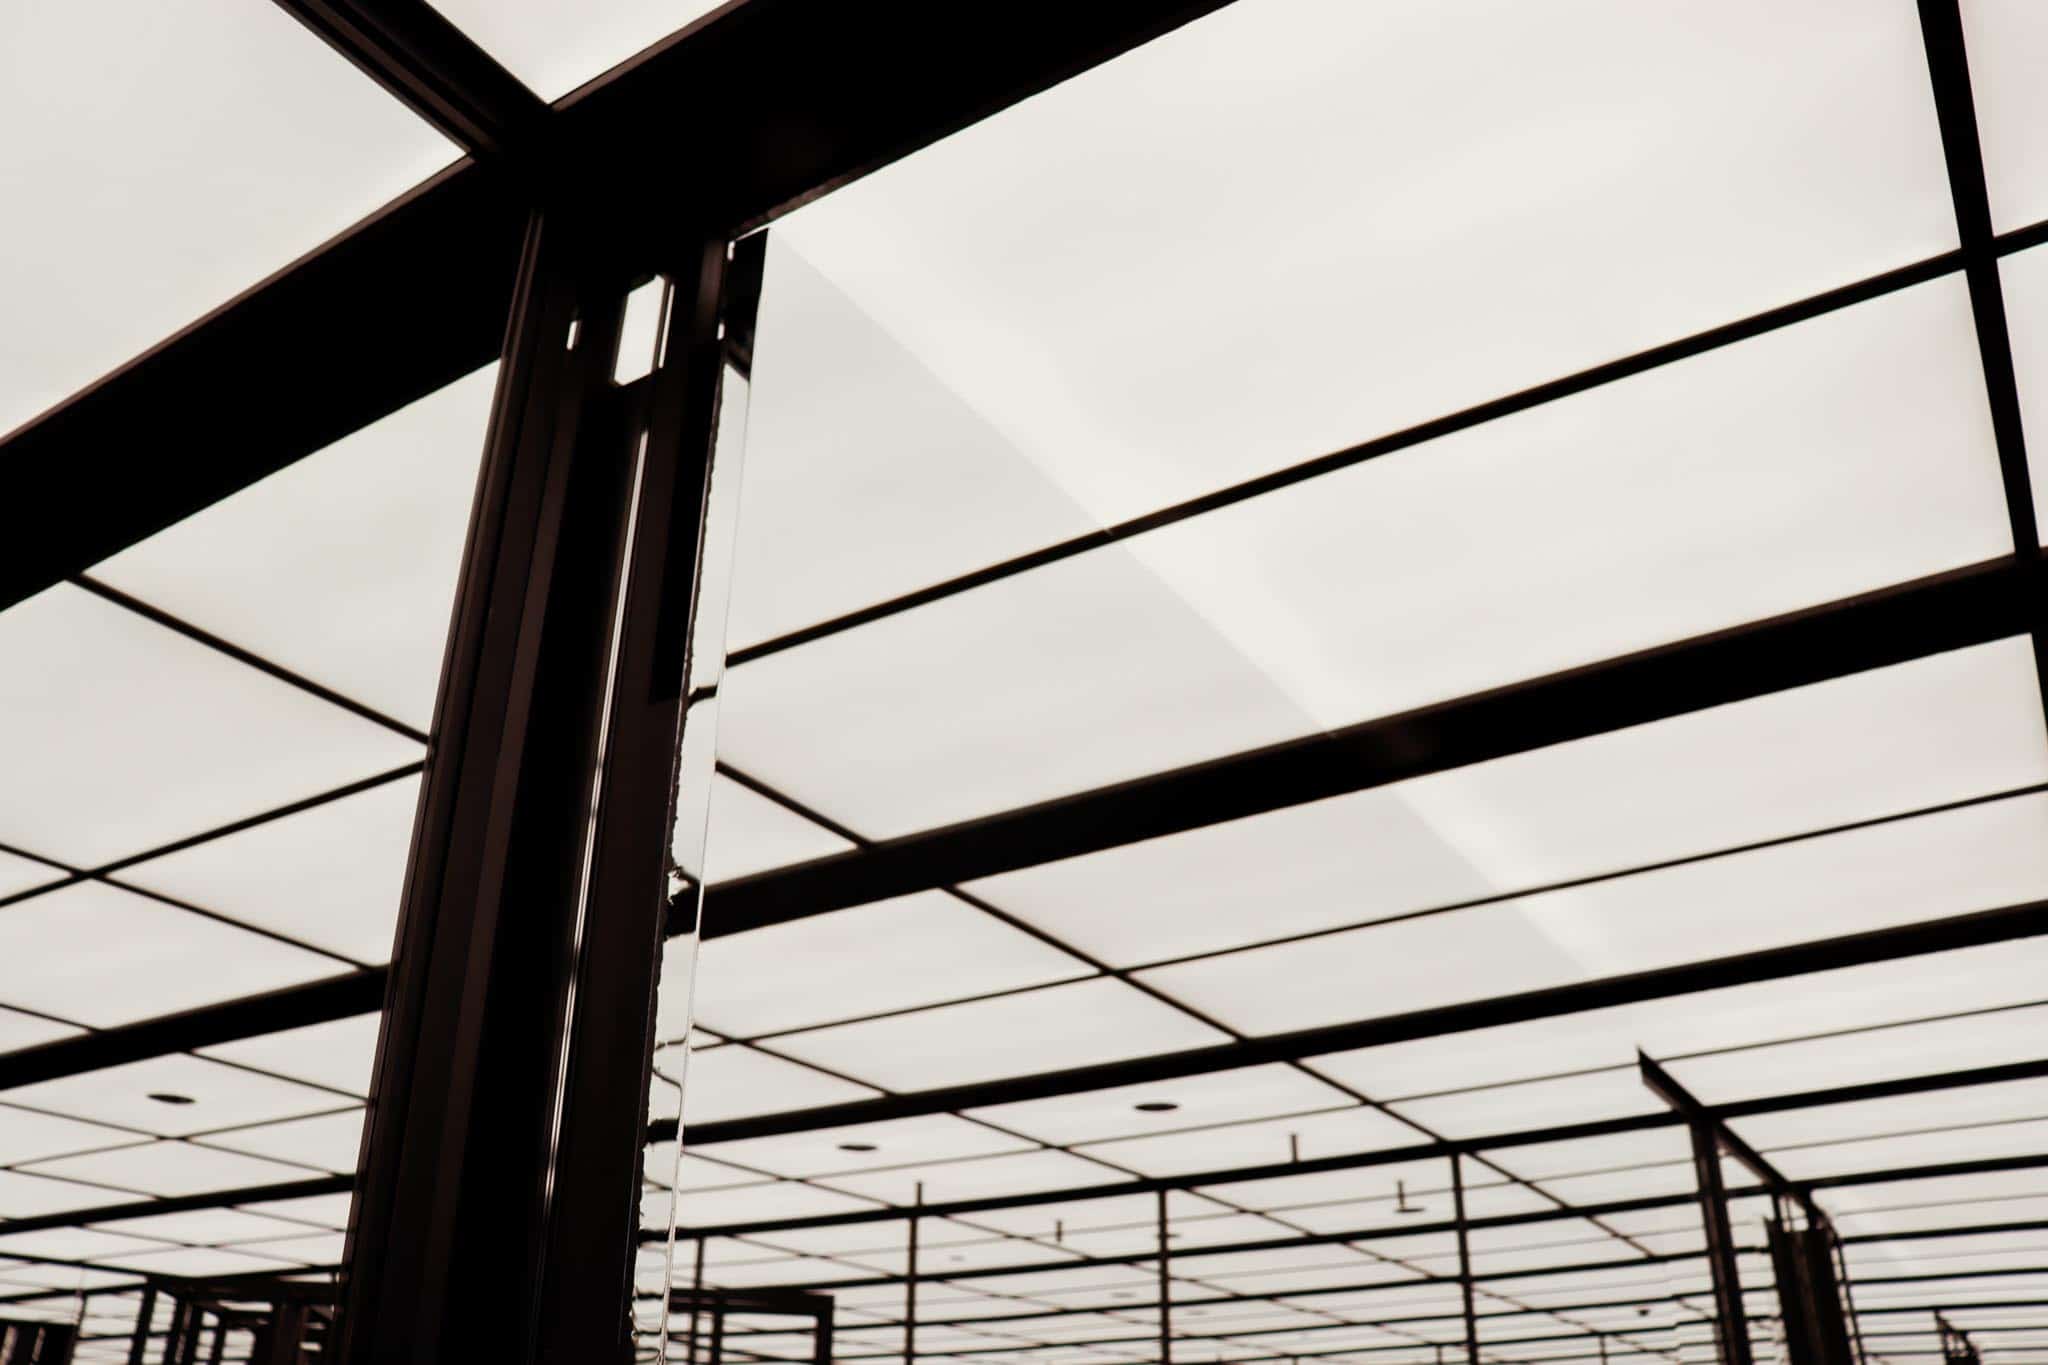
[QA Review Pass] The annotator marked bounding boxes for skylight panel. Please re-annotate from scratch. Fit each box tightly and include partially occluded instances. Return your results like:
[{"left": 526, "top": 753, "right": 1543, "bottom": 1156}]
[
  {"left": 2002, "top": 244, "right": 2048, "bottom": 541},
  {"left": 23, "top": 1140, "right": 333, "bottom": 1199},
  {"left": 0, "top": 584, "right": 421, "bottom": 868},
  {"left": 3, "top": 1053, "right": 345, "bottom": 1136},
  {"left": 701, "top": 1113, "right": 1032, "bottom": 1181},
  {"left": 965, "top": 1064, "right": 1357, "bottom": 1148},
  {"left": 424, "top": 1, "right": 727, "bottom": 102},
  {"left": 200, "top": 1108, "right": 365, "bottom": 1174},
  {"left": 694, "top": 772, "right": 855, "bottom": 883},
  {"left": 92, "top": 366, "right": 497, "bottom": 732},
  {"left": 693, "top": 892, "right": 1090, "bottom": 1038},
  {"left": 780, "top": 0, "right": 1955, "bottom": 528},
  {"left": 199, "top": 1012, "right": 384, "bottom": 1097},
  {"left": 1959, "top": 0, "right": 2048, "bottom": 230},
  {"left": 0, "top": 0, "right": 455, "bottom": 438},
  {"left": 121, "top": 773, "right": 422, "bottom": 966},
  {"left": 0, "top": 882, "right": 344, "bottom": 1027},
  {"left": 769, "top": 978, "right": 1227, "bottom": 1092},
  {"left": 661, "top": 1042, "right": 881, "bottom": 1127}
]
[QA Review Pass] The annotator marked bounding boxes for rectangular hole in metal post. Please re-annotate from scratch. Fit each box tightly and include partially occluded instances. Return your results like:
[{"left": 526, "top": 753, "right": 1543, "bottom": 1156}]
[{"left": 615, "top": 277, "right": 669, "bottom": 384}]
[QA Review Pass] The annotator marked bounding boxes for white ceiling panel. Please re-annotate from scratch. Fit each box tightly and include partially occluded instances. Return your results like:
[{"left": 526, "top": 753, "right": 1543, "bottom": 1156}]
[
  {"left": 696, "top": 772, "right": 855, "bottom": 883},
  {"left": 770, "top": 979, "right": 1226, "bottom": 1092},
  {"left": 200, "top": 1011, "right": 384, "bottom": 1097},
  {"left": 201, "top": 1107, "right": 364, "bottom": 1174},
  {"left": 781, "top": 0, "right": 1954, "bottom": 526},
  {"left": 694, "top": 893, "right": 1089, "bottom": 1038},
  {"left": 93, "top": 366, "right": 496, "bottom": 731},
  {"left": 3, "top": 1055, "right": 344, "bottom": 1137},
  {"left": 1960, "top": 0, "right": 2048, "bottom": 231},
  {"left": 967, "top": 1065, "right": 1356, "bottom": 1148},
  {"left": 0, "top": 584, "right": 422, "bottom": 868},
  {"left": 121, "top": 773, "right": 422, "bottom": 965},
  {"left": 425, "top": 0, "right": 725, "bottom": 101},
  {"left": 0, "top": 0, "right": 455, "bottom": 437},
  {"left": 24, "top": 1140, "right": 322, "bottom": 1199}
]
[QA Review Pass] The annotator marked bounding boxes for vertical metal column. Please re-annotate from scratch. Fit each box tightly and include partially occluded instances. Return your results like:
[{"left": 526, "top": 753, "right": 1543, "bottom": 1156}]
[
  {"left": 1451, "top": 1153, "right": 1479, "bottom": 1365},
  {"left": 126, "top": 1286, "right": 156, "bottom": 1365},
  {"left": 813, "top": 1299, "right": 835, "bottom": 1365},
  {"left": 906, "top": 1182, "right": 923, "bottom": 1365},
  {"left": 337, "top": 208, "right": 759, "bottom": 1365},
  {"left": 688, "top": 1237, "right": 706, "bottom": 1365},
  {"left": 1690, "top": 1123, "right": 1755, "bottom": 1365},
  {"left": 1156, "top": 1187, "right": 1173, "bottom": 1365}
]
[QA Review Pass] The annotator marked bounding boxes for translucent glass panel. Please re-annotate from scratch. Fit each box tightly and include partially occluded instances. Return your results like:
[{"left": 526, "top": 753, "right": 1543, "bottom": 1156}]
[
  {"left": 0, "top": 0, "right": 455, "bottom": 437},
  {"left": 0, "top": 583, "right": 421, "bottom": 867},
  {"left": 2004, "top": 243, "right": 2048, "bottom": 540},
  {"left": 1961, "top": 0, "right": 2048, "bottom": 231},
  {"left": 1121, "top": 642, "right": 2047, "bottom": 1033},
  {"left": 721, "top": 277, "right": 2007, "bottom": 840},
  {"left": 691, "top": 892, "right": 1089, "bottom": 1037},
  {"left": 95, "top": 365, "right": 498, "bottom": 731},
  {"left": 776, "top": 0, "right": 1954, "bottom": 528},
  {"left": 426, "top": 0, "right": 726, "bottom": 101}
]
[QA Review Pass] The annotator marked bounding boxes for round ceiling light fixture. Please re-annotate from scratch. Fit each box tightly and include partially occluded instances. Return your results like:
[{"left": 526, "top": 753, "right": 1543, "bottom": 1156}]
[
  {"left": 147, "top": 1092, "right": 196, "bottom": 1106},
  {"left": 1133, "top": 1101, "right": 1180, "bottom": 1113},
  {"left": 837, "top": 1141, "right": 879, "bottom": 1153}
]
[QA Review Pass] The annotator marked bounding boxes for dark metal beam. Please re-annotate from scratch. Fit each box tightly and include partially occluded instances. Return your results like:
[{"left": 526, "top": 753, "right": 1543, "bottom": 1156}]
[
  {"left": 265, "top": 0, "right": 550, "bottom": 164},
  {"left": 706, "top": 557, "right": 2037, "bottom": 931},
  {"left": 1689, "top": 1120, "right": 1756, "bottom": 1365},
  {"left": 1639, "top": 1052, "right": 1803, "bottom": 1205},
  {"left": 662, "top": 895, "right": 2048, "bottom": 1147},
  {"left": 0, "top": 160, "right": 519, "bottom": 616},
  {"left": 0, "top": 971, "right": 383, "bottom": 1091},
  {"left": 336, "top": 208, "right": 650, "bottom": 1362},
  {"left": 0, "top": 0, "right": 1239, "bottom": 619}
]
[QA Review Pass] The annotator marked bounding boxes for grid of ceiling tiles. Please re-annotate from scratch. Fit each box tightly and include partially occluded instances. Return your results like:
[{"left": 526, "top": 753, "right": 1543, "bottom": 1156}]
[
  {"left": 638, "top": 2, "right": 2048, "bottom": 1365},
  {"left": 4, "top": 2, "right": 2048, "bottom": 1365},
  {"left": 0, "top": 360, "right": 495, "bottom": 1358}
]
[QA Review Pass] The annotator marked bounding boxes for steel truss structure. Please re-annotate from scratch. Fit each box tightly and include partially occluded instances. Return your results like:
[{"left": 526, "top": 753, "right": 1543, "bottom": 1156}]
[{"left": 3, "top": 1, "right": 2048, "bottom": 1364}]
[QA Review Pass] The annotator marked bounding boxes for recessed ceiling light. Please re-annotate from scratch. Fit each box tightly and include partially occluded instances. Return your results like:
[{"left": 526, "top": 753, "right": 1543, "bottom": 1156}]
[
  {"left": 1134, "top": 1101, "right": 1179, "bottom": 1113},
  {"left": 837, "top": 1141, "right": 878, "bottom": 1153},
  {"left": 147, "top": 1092, "right": 196, "bottom": 1106}
]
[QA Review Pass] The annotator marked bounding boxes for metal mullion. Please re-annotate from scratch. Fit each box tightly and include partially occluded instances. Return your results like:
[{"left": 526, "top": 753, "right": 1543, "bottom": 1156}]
[
  {"left": 335, "top": 204, "right": 649, "bottom": 1363},
  {"left": 1915, "top": 0, "right": 2048, "bottom": 741}
]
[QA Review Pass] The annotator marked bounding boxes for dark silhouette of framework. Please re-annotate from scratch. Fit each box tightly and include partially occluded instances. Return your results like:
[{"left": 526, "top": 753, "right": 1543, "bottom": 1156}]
[{"left": 1, "top": 0, "right": 2042, "bottom": 1363}]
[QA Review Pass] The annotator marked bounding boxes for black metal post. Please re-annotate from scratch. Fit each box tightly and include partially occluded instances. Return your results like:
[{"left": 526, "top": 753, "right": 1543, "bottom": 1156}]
[
  {"left": 126, "top": 1286, "right": 155, "bottom": 1365},
  {"left": 1157, "top": 1186, "right": 1172, "bottom": 1365},
  {"left": 708, "top": 1308, "right": 724, "bottom": 1365},
  {"left": 207, "top": 1320, "right": 225, "bottom": 1365},
  {"left": 813, "top": 1298, "right": 834, "bottom": 1365},
  {"left": 1690, "top": 1122, "right": 1755, "bottom": 1365},
  {"left": 906, "top": 1182, "right": 923, "bottom": 1365},
  {"left": 336, "top": 206, "right": 759, "bottom": 1365},
  {"left": 178, "top": 1308, "right": 205, "bottom": 1365},
  {"left": 1452, "top": 1153, "right": 1478, "bottom": 1365},
  {"left": 689, "top": 1236, "right": 705, "bottom": 1365}
]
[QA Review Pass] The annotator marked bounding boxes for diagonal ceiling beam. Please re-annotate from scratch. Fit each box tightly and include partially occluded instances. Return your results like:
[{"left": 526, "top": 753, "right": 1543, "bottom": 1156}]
[
  {"left": 266, "top": 0, "right": 551, "bottom": 164},
  {"left": 0, "top": 0, "right": 1241, "bottom": 616},
  {"left": 663, "top": 896, "right": 2048, "bottom": 1149},
  {"left": 704, "top": 556, "right": 2039, "bottom": 931}
]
